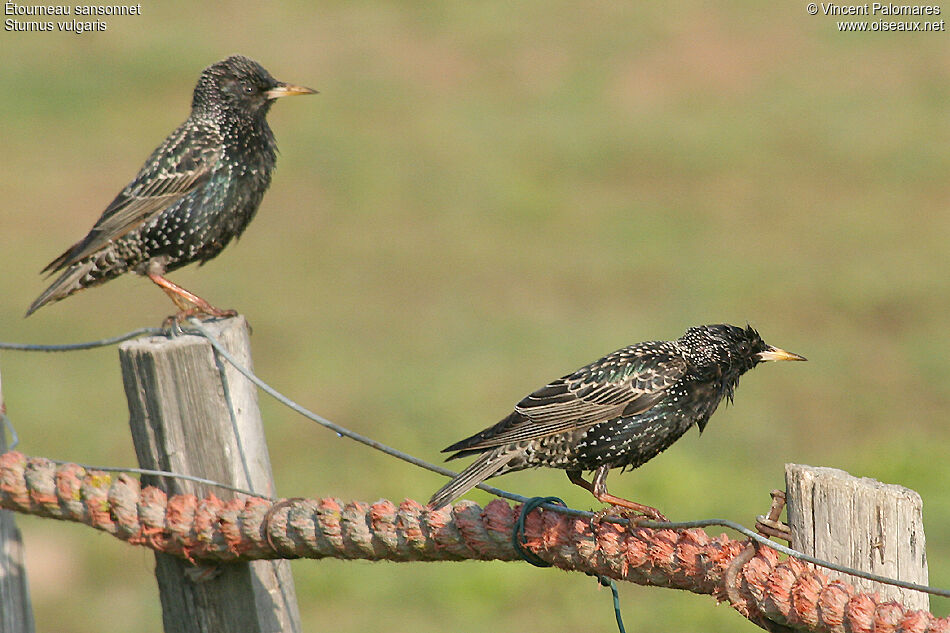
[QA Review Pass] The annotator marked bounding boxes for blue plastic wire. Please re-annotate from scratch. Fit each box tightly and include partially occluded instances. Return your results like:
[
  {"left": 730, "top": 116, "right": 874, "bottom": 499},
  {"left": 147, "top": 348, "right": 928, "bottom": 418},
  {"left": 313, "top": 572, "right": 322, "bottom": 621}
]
[{"left": 513, "top": 497, "right": 626, "bottom": 633}]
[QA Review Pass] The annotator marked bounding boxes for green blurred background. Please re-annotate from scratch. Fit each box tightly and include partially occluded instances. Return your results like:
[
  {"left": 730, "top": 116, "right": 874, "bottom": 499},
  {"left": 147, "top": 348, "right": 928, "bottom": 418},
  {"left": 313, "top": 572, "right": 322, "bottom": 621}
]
[{"left": 2, "top": 2, "right": 950, "bottom": 631}]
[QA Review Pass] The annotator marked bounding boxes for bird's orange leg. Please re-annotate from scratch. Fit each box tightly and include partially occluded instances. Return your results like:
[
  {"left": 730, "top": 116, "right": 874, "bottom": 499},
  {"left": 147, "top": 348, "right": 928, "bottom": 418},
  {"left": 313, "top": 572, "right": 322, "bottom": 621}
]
[
  {"left": 568, "top": 466, "right": 668, "bottom": 522},
  {"left": 147, "top": 273, "right": 237, "bottom": 322}
]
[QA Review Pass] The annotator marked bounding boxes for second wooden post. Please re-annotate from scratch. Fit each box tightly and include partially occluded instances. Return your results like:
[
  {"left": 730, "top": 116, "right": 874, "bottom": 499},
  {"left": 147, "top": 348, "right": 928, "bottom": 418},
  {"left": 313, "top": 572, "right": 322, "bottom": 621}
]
[{"left": 785, "top": 463, "right": 929, "bottom": 611}]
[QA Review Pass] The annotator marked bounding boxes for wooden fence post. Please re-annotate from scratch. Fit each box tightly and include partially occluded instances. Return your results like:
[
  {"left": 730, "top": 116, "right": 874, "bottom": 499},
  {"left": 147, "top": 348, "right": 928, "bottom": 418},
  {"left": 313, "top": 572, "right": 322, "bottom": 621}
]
[
  {"left": 0, "top": 362, "right": 35, "bottom": 633},
  {"left": 118, "top": 316, "right": 301, "bottom": 633},
  {"left": 785, "top": 463, "right": 929, "bottom": 610}
]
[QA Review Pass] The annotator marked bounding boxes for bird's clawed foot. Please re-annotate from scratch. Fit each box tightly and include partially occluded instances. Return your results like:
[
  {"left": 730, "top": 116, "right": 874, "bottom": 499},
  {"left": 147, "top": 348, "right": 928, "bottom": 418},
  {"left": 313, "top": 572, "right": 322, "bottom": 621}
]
[
  {"left": 161, "top": 305, "right": 239, "bottom": 329},
  {"left": 149, "top": 272, "right": 237, "bottom": 327},
  {"left": 177, "top": 297, "right": 237, "bottom": 320},
  {"left": 568, "top": 467, "right": 668, "bottom": 529},
  {"left": 590, "top": 501, "right": 669, "bottom": 529}
]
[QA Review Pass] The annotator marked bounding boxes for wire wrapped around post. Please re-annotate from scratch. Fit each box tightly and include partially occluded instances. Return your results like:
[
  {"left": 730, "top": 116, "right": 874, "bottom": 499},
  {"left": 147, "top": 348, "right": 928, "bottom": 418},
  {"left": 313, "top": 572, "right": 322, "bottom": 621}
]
[{"left": 0, "top": 451, "right": 946, "bottom": 633}]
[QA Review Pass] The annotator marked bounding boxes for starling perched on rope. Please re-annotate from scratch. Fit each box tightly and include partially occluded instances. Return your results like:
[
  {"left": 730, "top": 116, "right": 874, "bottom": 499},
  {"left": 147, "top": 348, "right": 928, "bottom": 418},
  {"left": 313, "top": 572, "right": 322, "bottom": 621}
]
[
  {"left": 26, "top": 55, "right": 316, "bottom": 319},
  {"left": 428, "top": 324, "right": 805, "bottom": 517}
]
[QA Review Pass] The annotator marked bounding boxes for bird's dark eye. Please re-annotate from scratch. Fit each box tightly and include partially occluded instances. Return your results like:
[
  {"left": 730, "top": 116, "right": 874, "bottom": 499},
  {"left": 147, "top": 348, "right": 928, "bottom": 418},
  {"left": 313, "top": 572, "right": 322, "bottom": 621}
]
[{"left": 242, "top": 82, "right": 255, "bottom": 94}]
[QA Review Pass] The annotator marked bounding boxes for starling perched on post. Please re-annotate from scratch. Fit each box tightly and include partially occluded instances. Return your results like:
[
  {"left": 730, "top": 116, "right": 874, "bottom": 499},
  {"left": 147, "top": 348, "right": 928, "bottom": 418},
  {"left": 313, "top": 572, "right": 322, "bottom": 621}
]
[
  {"left": 26, "top": 55, "right": 316, "bottom": 319},
  {"left": 428, "top": 324, "right": 806, "bottom": 517}
]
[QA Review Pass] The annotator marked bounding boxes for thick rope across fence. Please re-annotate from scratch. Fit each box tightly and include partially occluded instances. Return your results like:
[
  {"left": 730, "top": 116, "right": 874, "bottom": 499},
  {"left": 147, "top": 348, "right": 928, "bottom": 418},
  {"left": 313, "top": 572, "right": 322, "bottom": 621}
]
[{"left": 1, "top": 450, "right": 947, "bottom": 633}]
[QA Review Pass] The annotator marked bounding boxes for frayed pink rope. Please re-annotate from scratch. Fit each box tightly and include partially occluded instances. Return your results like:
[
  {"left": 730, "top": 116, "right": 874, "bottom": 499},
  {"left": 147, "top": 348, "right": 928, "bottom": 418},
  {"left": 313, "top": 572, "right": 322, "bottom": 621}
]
[{"left": 1, "top": 451, "right": 945, "bottom": 633}]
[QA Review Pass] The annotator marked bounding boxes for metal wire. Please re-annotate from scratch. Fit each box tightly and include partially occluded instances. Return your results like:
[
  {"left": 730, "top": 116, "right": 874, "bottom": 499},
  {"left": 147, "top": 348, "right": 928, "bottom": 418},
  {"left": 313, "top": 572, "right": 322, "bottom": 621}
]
[
  {"left": 0, "top": 327, "right": 164, "bottom": 352},
  {"left": 640, "top": 517, "right": 950, "bottom": 599},
  {"left": 2, "top": 413, "right": 19, "bottom": 451},
  {"left": 46, "top": 460, "right": 277, "bottom": 500},
  {"left": 178, "top": 319, "right": 528, "bottom": 505}
]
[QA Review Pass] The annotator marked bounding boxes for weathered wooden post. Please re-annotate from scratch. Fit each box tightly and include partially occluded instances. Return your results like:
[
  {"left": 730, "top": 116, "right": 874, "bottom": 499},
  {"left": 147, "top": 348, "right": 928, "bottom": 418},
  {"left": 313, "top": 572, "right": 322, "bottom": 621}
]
[
  {"left": 0, "top": 363, "right": 35, "bottom": 633},
  {"left": 119, "top": 316, "right": 301, "bottom": 633},
  {"left": 785, "top": 464, "right": 929, "bottom": 610}
]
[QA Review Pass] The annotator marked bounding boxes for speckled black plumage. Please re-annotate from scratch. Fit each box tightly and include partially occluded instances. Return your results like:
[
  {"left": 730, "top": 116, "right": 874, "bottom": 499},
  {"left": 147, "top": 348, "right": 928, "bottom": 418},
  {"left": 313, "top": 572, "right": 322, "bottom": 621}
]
[
  {"left": 428, "top": 324, "right": 805, "bottom": 513},
  {"left": 27, "top": 55, "right": 315, "bottom": 317}
]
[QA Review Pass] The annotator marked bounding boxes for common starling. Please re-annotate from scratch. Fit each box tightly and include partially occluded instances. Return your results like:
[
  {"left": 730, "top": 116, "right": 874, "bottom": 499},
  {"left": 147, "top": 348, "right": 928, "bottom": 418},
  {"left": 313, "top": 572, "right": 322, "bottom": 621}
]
[
  {"left": 428, "top": 324, "right": 805, "bottom": 517},
  {"left": 26, "top": 55, "right": 316, "bottom": 319}
]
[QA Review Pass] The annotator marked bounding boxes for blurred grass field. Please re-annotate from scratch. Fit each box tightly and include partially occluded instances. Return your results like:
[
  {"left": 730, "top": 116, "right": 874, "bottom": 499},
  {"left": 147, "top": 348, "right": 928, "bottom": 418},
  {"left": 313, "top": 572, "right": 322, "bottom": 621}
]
[{"left": 2, "top": 2, "right": 950, "bottom": 631}]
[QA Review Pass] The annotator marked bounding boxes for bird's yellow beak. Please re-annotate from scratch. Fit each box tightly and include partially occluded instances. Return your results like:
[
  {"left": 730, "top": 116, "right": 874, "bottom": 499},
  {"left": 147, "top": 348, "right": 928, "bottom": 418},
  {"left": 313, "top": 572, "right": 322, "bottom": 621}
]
[
  {"left": 266, "top": 83, "right": 318, "bottom": 99},
  {"left": 757, "top": 346, "right": 807, "bottom": 362}
]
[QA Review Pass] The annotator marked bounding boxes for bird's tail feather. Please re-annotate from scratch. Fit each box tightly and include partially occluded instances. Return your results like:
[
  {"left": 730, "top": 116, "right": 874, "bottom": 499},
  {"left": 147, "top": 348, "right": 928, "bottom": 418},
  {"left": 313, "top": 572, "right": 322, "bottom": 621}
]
[
  {"left": 40, "top": 243, "right": 78, "bottom": 276},
  {"left": 26, "top": 260, "right": 97, "bottom": 317},
  {"left": 428, "top": 448, "right": 517, "bottom": 510}
]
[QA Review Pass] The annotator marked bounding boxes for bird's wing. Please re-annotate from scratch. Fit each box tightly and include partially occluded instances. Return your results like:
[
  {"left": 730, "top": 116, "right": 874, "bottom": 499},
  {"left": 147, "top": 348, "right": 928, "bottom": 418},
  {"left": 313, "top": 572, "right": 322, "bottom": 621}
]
[
  {"left": 42, "top": 122, "right": 222, "bottom": 273},
  {"left": 443, "top": 346, "right": 689, "bottom": 453}
]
